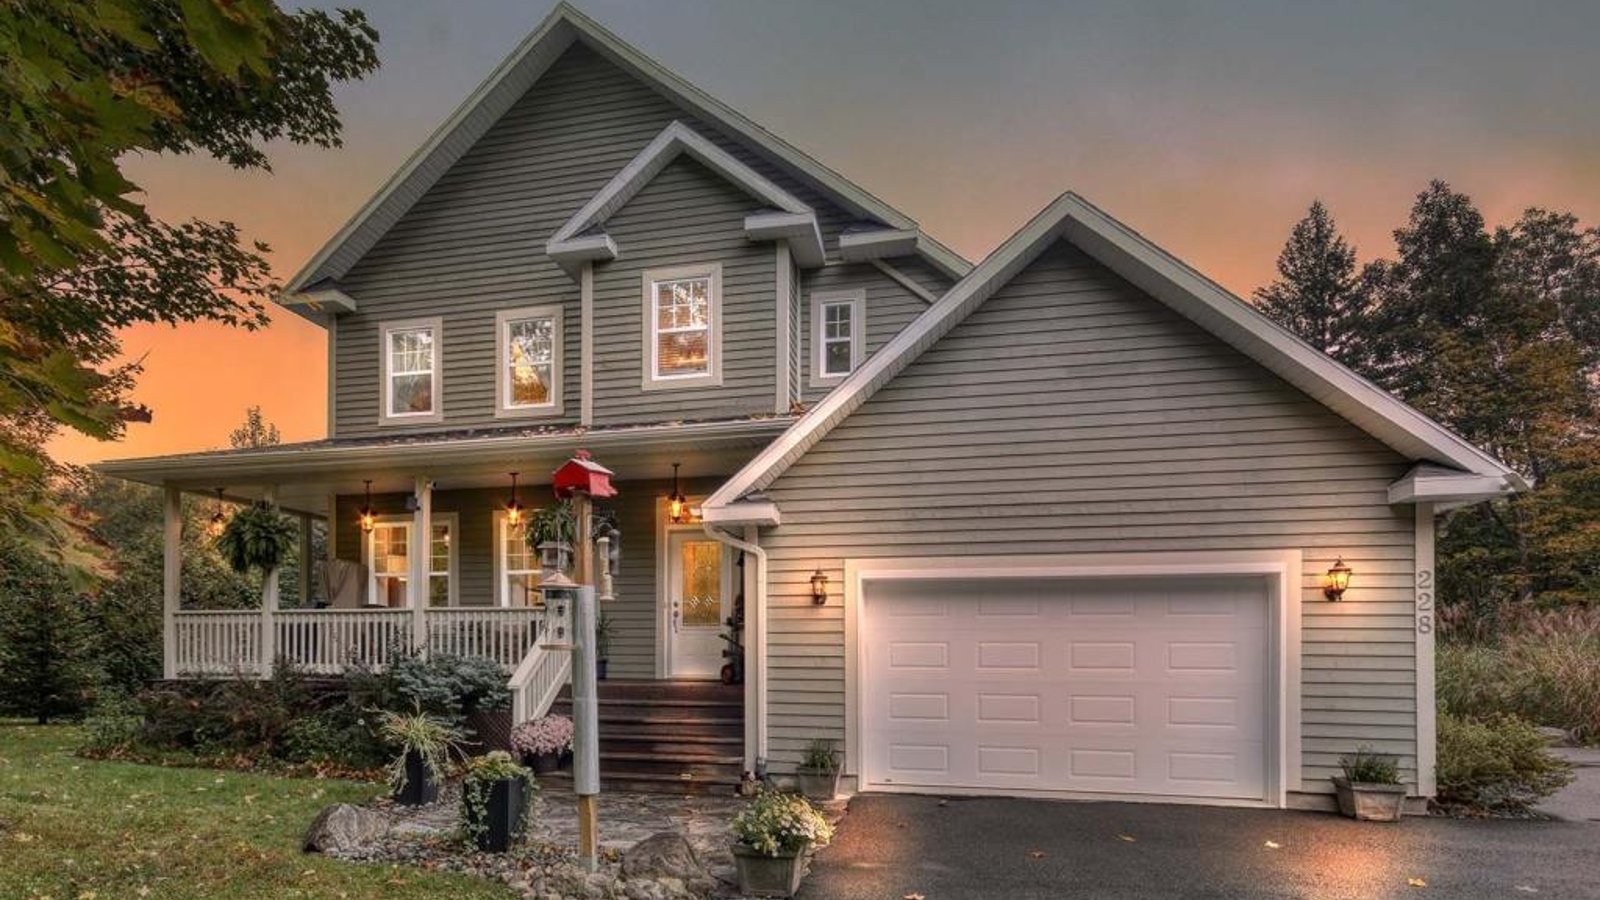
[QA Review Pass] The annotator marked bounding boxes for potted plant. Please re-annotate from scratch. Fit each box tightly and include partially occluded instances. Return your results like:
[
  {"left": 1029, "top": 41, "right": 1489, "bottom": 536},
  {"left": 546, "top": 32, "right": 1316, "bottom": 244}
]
[
  {"left": 595, "top": 612, "right": 613, "bottom": 681},
  {"left": 731, "top": 790, "right": 834, "bottom": 898},
  {"left": 796, "top": 738, "right": 841, "bottom": 801},
  {"left": 462, "top": 751, "right": 535, "bottom": 852},
  {"left": 510, "top": 713, "right": 573, "bottom": 774},
  {"left": 529, "top": 500, "right": 576, "bottom": 576},
  {"left": 1333, "top": 746, "right": 1407, "bottom": 822},
  {"left": 378, "top": 708, "right": 464, "bottom": 807},
  {"left": 214, "top": 501, "right": 296, "bottom": 574}
]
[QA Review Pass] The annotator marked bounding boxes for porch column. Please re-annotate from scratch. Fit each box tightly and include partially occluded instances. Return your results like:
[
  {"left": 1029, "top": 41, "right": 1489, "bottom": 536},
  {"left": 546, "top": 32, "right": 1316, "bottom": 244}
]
[
  {"left": 410, "top": 476, "right": 432, "bottom": 653},
  {"left": 259, "top": 485, "right": 279, "bottom": 678},
  {"left": 161, "top": 486, "right": 181, "bottom": 680},
  {"left": 297, "top": 512, "right": 313, "bottom": 606}
]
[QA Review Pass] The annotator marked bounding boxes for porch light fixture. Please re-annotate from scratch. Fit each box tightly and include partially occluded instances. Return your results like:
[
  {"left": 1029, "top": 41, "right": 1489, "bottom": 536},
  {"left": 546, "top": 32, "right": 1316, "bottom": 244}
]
[
  {"left": 667, "top": 462, "right": 689, "bottom": 523},
  {"left": 358, "top": 480, "right": 377, "bottom": 534},
  {"left": 1324, "top": 558, "right": 1353, "bottom": 601},
  {"left": 505, "top": 471, "right": 524, "bottom": 528},
  {"left": 810, "top": 568, "right": 829, "bottom": 605},
  {"left": 206, "top": 487, "right": 227, "bottom": 537}
]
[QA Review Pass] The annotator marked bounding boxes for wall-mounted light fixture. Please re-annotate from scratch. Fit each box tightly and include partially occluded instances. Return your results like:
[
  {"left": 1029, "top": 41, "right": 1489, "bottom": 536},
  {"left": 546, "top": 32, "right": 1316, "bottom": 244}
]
[
  {"left": 810, "top": 568, "right": 829, "bottom": 605},
  {"left": 358, "top": 480, "right": 377, "bottom": 533},
  {"left": 504, "top": 471, "right": 524, "bottom": 528},
  {"left": 1324, "top": 558, "right": 1352, "bottom": 601},
  {"left": 667, "top": 462, "right": 689, "bottom": 523},
  {"left": 206, "top": 487, "right": 227, "bottom": 537}
]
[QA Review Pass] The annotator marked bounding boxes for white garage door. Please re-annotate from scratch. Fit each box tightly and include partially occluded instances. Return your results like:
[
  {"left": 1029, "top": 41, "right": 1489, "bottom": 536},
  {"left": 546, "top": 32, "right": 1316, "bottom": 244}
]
[{"left": 861, "top": 575, "right": 1271, "bottom": 801}]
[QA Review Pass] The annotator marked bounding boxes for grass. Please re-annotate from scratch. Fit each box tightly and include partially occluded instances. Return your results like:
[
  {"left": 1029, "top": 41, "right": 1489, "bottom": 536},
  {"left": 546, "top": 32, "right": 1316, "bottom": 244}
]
[
  {"left": 0, "top": 723, "right": 515, "bottom": 900},
  {"left": 1438, "top": 625, "right": 1600, "bottom": 744}
]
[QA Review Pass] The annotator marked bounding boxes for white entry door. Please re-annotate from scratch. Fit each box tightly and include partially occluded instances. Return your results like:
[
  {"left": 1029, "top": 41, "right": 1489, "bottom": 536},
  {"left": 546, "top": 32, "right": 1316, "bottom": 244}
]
[
  {"left": 860, "top": 575, "right": 1271, "bottom": 802},
  {"left": 665, "top": 530, "right": 730, "bottom": 678}
]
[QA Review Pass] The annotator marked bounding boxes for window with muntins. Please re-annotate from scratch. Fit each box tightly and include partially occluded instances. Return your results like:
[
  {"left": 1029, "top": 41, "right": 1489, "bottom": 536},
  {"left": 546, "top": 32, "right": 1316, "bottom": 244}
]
[
  {"left": 497, "top": 306, "right": 561, "bottom": 416},
  {"left": 382, "top": 319, "right": 442, "bottom": 422},
  {"left": 821, "top": 301, "right": 855, "bottom": 376},
  {"left": 810, "top": 290, "right": 864, "bottom": 386},
  {"left": 496, "top": 512, "right": 541, "bottom": 608},
  {"left": 643, "top": 264, "right": 721, "bottom": 388},
  {"left": 367, "top": 518, "right": 454, "bottom": 607}
]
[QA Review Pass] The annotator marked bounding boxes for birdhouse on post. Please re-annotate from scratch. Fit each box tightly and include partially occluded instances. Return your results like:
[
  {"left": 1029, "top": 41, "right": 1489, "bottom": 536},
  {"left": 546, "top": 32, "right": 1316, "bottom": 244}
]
[{"left": 553, "top": 449, "right": 617, "bottom": 500}]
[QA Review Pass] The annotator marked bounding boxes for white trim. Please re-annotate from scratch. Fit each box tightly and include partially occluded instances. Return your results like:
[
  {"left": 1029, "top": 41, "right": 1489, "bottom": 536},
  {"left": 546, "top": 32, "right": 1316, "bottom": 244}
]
[
  {"left": 325, "top": 315, "right": 338, "bottom": 437},
  {"left": 1415, "top": 503, "right": 1438, "bottom": 797},
  {"left": 700, "top": 499, "right": 781, "bottom": 527},
  {"left": 546, "top": 234, "right": 618, "bottom": 273},
  {"left": 704, "top": 192, "right": 1523, "bottom": 518},
  {"left": 280, "top": 3, "right": 969, "bottom": 311},
  {"left": 743, "top": 211, "right": 825, "bottom": 268},
  {"left": 580, "top": 262, "right": 595, "bottom": 426},
  {"left": 774, "top": 244, "right": 792, "bottom": 414},
  {"left": 281, "top": 284, "right": 357, "bottom": 314},
  {"left": 362, "top": 512, "right": 459, "bottom": 607},
  {"left": 809, "top": 289, "right": 865, "bottom": 388},
  {"left": 839, "top": 228, "right": 919, "bottom": 262},
  {"left": 378, "top": 316, "right": 444, "bottom": 426},
  {"left": 841, "top": 550, "right": 1303, "bottom": 809},
  {"left": 492, "top": 509, "right": 540, "bottom": 608},
  {"left": 494, "top": 304, "right": 564, "bottom": 418},
  {"left": 869, "top": 258, "right": 937, "bottom": 305},
  {"left": 1388, "top": 463, "right": 1518, "bottom": 505},
  {"left": 641, "top": 263, "right": 723, "bottom": 391}
]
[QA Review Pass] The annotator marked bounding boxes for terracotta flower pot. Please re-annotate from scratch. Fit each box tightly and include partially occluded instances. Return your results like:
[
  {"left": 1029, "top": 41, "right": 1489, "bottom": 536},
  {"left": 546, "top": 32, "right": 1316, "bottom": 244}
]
[
  {"left": 732, "top": 843, "right": 811, "bottom": 898},
  {"left": 1332, "top": 776, "right": 1407, "bottom": 822}
]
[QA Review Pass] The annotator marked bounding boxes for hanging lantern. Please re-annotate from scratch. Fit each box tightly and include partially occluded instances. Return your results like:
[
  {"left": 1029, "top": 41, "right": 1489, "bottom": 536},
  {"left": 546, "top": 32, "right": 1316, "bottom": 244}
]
[
  {"left": 206, "top": 487, "right": 227, "bottom": 537},
  {"left": 667, "top": 461, "right": 689, "bottom": 523},
  {"left": 358, "top": 480, "right": 377, "bottom": 533},
  {"left": 505, "top": 471, "right": 524, "bottom": 528}
]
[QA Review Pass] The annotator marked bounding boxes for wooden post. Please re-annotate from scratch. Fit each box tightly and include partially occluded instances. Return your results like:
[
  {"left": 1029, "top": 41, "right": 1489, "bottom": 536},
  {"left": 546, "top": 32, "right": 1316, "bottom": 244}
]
[
  {"left": 411, "top": 476, "right": 432, "bottom": 653},
  {"left": 571, "top": 492, "right": 600, "bottom": 871},
  {"left": 162, "top": 486, "right": 182, "bottom": 680},
  {"left": 260, "top": 486, "right": 279, "bottom": 678}
]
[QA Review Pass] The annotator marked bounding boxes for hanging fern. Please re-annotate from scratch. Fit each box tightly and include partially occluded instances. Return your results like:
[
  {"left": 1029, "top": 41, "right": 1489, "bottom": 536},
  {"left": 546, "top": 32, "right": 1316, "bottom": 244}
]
[{"left": 215, "top": 501, "right": 296, "bottom": 573}]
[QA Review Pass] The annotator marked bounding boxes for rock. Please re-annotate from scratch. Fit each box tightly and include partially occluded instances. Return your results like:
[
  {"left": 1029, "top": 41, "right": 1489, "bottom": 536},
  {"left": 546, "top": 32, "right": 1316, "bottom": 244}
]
[
  {"left": 303, "top": 803, "right": 391, "bottom": 854},
  {"left": 622, "top": 832, "right": 708, "bottom": 882},
  {"left": 1537, "top": 726, "right": 1576, "bottom": 747}
]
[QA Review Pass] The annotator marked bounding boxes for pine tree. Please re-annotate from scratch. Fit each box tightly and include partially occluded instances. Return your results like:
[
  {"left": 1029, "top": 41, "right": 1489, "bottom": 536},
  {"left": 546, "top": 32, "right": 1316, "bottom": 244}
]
[
  {"left": 229, "top": 406, "right": 282, "bottom": 449},
  {"left": 1253, "top": 201, "right": 1368, "bottom": 366},
  {"left": 0, "top": 540, "right": 98, "bottom": 723}
]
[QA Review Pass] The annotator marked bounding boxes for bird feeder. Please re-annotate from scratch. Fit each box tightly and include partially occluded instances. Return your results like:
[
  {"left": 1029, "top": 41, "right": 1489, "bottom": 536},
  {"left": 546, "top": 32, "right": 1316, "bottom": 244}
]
[{"left": 553, "top": 450, "right": 617, "bottom": 499}]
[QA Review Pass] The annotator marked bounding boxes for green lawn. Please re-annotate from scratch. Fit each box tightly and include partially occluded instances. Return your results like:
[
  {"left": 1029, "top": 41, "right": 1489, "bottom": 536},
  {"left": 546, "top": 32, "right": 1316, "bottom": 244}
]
[{"left": 0, "top": 723, "right": 515, "bottom": 900}]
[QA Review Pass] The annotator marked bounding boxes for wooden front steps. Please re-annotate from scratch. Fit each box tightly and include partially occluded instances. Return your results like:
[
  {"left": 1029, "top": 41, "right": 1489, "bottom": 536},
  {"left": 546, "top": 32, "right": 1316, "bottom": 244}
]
[{"left": 546, "top": 679, "right": 744, "bottom": 795}]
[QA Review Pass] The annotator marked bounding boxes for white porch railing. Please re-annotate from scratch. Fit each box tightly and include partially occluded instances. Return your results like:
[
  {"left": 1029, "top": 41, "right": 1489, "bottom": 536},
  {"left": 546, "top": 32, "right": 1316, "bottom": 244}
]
[
  {"left": 509, "top": 598, "right": 572, "bottom": 724},
  {"left": 172, "top": 611, "right": 263, "bottom": 677},
  {"left": 275, "top": 609, "right": 412, "bottom": 675},
  {"left": 426, "top": 608, "right": 545, "bottom": 670}
]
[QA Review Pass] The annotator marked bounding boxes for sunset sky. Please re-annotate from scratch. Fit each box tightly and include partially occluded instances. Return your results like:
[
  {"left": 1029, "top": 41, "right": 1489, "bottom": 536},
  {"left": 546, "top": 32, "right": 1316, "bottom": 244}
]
[{"left": 57, "top": 0, "right": 1600, "bottom": 465}]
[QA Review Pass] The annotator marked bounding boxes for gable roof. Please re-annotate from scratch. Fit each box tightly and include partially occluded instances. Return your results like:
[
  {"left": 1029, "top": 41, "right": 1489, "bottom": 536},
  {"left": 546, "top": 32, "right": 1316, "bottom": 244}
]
[
  {"left": 281, "top": 2, "right": 968, "bottom": 315},
  {"left": 703, "top": 192, "right": 1526, "bottom": 517},
  {"left": 545, "top": 121, "right": 825, "bottom": 275}
]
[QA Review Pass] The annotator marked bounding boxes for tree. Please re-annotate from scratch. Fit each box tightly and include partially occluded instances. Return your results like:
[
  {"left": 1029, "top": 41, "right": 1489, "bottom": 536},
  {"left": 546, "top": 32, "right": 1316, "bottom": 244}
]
[
  {"left": 0, "top": 0, "right": 379, "bottom": 580},
  {"left": 0, "top": 538, "right": 98, "bottom": 722},
  {"left": 1253, "top": 201, "right": 1369, "bottom": 366},
  {"left": 229, "top": 406, "right": 282, "bottom": 449}
]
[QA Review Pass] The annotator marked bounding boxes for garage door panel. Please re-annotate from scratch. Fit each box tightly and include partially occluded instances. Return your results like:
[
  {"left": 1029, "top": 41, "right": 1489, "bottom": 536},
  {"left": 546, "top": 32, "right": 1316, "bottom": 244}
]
[{"left": 863, "top": 575, "right": 1271, "bottom": 801}]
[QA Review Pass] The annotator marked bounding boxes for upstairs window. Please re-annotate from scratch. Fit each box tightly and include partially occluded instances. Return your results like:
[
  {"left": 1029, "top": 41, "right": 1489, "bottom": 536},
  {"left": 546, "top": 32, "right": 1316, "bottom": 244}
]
[
  {"left": 811, "top": 290, "right": 864, "bottom": 386},
  {"left": 643, "top": 264, "right": 722, "bottom": 389},
  {"left": 496, "top": 306, "right": 562, "bottom": 416},
  {"left": 381, "top": 318, "right": 443, "bottom": 424}
]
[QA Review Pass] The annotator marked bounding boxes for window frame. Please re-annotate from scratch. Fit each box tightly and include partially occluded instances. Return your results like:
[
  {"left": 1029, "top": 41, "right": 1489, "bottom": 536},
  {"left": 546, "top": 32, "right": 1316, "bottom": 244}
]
[
  {"left": 810, "top": 289, "right": 865, "bottom": 387},
  {"left": 379, "top": 317, "right": 445, "bottom": 425},
  {"left": 492, "top": 509, "right": 543, "bottom": 608},
  {"left": 362, "top": 513, "right": 458, "bottom": 607},
  {"left": 495, "top": 305, "right": 564, "bottom": 418},
  {"left": 640, "top": 263, "right": 723, "bottom": 391}
]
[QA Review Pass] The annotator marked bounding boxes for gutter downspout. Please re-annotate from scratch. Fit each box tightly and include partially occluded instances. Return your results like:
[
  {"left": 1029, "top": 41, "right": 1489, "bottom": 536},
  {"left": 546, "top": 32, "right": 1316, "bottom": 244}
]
[{"left": 703, "top": 522, "right": 766, "bottom": 773}]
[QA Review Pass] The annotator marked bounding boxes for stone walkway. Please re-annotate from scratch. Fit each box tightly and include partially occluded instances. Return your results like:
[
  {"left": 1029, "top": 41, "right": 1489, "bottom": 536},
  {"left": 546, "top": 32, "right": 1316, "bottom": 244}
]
[{"left": 1537, "top": 747, "right": 1600, "bottom": 824}]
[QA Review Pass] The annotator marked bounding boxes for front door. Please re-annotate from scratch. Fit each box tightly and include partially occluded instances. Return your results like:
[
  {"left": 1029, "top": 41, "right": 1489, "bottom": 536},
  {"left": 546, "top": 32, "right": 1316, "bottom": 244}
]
[{"left": 665, "top": 530, "right": 730, "bottom": 678}]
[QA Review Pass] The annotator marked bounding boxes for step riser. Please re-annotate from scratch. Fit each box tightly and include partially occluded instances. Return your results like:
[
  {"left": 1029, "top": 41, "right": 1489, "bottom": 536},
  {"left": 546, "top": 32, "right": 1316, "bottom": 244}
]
[
  {"left": 540, "top": 772, "right": 742, "bottom": 797},
  {"left": 552, "top": 681, "right": 745, "bottom": 793},
  {"left": 600, "top": 739, "right": 741, "bottom": 756}
]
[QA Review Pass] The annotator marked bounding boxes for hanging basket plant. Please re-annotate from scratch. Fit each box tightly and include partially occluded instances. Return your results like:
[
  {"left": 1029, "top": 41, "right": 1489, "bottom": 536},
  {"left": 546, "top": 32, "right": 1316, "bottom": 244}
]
[{"left": 215, "top": 501, "right": 296, "bottom": 573}]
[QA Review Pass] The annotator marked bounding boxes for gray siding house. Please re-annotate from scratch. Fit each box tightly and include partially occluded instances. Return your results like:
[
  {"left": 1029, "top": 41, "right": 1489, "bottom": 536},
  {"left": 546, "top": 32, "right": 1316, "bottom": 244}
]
[{"left": 100, "top": 4, "right": 1522, "bottom": 809}]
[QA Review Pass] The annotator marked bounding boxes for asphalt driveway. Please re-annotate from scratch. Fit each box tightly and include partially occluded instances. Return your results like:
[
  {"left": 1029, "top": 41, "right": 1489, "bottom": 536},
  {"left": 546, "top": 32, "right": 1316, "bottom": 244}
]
[{"left": 798, "top": 794, "right": 1600, "bottom": 900}]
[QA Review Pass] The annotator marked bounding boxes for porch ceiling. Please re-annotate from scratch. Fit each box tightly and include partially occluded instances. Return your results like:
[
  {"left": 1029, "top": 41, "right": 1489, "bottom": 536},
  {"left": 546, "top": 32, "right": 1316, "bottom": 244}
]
[{"left": 94, "top": 417, "right": 792, "bottom": 516}]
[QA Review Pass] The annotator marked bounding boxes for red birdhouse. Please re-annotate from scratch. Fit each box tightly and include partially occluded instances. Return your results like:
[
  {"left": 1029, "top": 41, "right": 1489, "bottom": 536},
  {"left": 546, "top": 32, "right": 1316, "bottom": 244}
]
[{"left": 552, "top": 449, "right": 617, "bottom": 499}]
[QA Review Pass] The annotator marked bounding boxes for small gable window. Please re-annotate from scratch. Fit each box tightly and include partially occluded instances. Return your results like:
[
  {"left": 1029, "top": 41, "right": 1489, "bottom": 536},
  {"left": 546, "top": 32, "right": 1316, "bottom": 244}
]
[
  {"left": 381, "top": 318, "right": 443, "bottom": 424},
  {"left": 643, "top": 264, "right": 722, "bottom": 389},
  {"left": 811, "top": 290, "right": 864, "bottom": 386},
  {"left": 496, "top": 305, "right": 562, "bottom": 416}
]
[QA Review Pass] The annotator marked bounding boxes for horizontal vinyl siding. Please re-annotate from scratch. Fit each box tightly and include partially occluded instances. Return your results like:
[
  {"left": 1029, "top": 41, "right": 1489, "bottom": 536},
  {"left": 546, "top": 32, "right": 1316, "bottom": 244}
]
[
  {"left": 759, "top": 241, "right": 1418, "bottom": 793},
  {"left": 590, "top": 158, "right": 774, "bottom": 424},
  {"left": 799, "top": 260, "right": 950, "bottom": 404},
  {"left": 332, "top": 42, "right": 885, "bottom": 437}
]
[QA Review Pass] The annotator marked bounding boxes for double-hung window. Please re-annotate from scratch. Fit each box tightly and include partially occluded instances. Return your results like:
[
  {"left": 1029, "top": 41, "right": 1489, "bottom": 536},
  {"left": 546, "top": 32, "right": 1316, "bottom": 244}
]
[
  {"left": 495, "top": 511, "right": 541, "bottom": 608},
  {"left": 496, "top": 306, "right": 562, "bottom": 416},
  {"left": 365, "top": 515, "right": 456, "bottom": 607},
  {"left": 643, "top": 264, "right": 722, "bottom": 389},
  {"left": 810, "top": 290, "right": 864, "bottom": 386},
  {"left": 381, "top": 318, "right": 443, "bottom": 424}
]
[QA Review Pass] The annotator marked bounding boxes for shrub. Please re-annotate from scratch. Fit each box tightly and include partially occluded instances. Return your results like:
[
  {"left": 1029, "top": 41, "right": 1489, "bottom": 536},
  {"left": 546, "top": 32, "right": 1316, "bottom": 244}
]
[
  {"left": 378, "top": 708, "right": 465, "bottom": 793},
  {"left": 80, "top": 693, "right": 146, "bottom": 754},
  {"left": 281, "top": 709, "right": 386, "bottom": 768},
  {"left": 732, "top": 790, "right": 834, "bottom": 857},
  {"left": 510, "top": 715, "right": 573, "bottom": 757},
  {"left": 1338, "top": 746, "right": 1400, "bottom": 785},
  {"left": 349, "top": 652, "right": 510, "bottom": 721},
  {"left": 801, "top": 738, "right": 839, "bottom": 773},
  {"left": 0, "top": 538, "right": 99, "bottom": 723},
  {"left": 1438, "top": 627, "right": 1600, "bottom": 744},
  {"left": 1436, "top": 710, "right": 1573, "bottom": 814}
]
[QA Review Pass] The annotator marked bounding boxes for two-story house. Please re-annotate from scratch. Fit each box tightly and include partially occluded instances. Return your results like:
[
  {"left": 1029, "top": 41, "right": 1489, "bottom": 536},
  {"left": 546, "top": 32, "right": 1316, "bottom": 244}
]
[{"left": 101, "top": 4, "right": 1523, "bottom": 809}]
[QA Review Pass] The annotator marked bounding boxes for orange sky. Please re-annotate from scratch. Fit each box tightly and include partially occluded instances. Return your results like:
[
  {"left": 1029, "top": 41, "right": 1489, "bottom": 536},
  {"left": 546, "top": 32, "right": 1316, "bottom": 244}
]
[{"left": 53, "top": 0, "right": 1600, "bottom": 465}]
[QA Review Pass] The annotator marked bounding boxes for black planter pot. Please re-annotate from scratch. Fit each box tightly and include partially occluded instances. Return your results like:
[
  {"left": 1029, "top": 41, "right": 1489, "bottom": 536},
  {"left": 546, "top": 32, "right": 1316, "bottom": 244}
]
[
  {"left": 470, "top": 777, "right": 529, "bottom": 852},
  {"left": 529, "top": 750, "right": 562, "bottom": 775},
  {"left": 394, "top": 749, "right": 440, "bottom": 806}
]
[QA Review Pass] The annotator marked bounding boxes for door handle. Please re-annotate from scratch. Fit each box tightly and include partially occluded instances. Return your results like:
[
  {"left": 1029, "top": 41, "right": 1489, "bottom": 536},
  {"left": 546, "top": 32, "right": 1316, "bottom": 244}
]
[{"left": 672, "top": 597, "right": 682, "bottom": 634}]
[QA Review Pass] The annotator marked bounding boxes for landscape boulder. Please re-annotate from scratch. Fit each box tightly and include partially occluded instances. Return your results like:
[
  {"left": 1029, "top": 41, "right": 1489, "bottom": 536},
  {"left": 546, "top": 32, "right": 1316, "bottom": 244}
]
[
  {"left": 303, "top": 803, "right": 390, "bottom": 854},
  {"left": 622, "top": 832, "right": 715, "bottom": 893}
]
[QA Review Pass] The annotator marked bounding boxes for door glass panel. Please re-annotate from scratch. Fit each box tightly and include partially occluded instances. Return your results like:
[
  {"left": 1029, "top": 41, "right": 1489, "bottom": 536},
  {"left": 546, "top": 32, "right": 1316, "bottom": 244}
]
[{"left": 679, "top": 540, "right": 723, "bottom": 627}]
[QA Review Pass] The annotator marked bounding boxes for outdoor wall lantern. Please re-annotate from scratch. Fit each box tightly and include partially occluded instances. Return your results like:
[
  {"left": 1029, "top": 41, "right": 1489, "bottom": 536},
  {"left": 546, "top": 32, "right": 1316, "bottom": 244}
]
[
  {"left": 1324, "top": 558, "right": 1353, "bottom": 601},
  {"left": 810, "top": 568, "right": 829, "bottom": 605},
  {"left": 206, "top": 487, "right": 227, "bottom": 537},
  {"left": 358, "top": 480, "right": 377, "bottom": 533},
  {"left": 504, "top": 471, "right": 524, "bottom": 528},
  {"left": 667, "top": 461, "right": 689, "bottom": 524}
]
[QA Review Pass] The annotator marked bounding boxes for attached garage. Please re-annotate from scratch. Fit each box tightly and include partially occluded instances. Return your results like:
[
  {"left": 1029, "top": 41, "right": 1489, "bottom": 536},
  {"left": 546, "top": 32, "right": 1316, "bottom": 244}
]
[{"left": 847, "top": 556, "right": 1299, "bottom": 807}]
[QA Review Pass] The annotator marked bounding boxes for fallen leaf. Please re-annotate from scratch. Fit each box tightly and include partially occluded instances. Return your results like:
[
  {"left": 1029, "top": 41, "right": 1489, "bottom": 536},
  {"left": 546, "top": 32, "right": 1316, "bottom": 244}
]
[
  {"left": 1408, "top": 878, "right": 1428, "bottom": 888},
  {"left": 1264, "top": 840, "right": 1281, "bottom": 849},
  {"left": 1115, "top": 833, "right": 1137, "bottom": 843},
  {"left": 1028, "top": 850, "right": 1046, "bottom": 859},
  {"left": 903, "top": 894, "right": 925, "bottom": 900},
  {"left": 1514, "top": 888, "right": 1539, "bottom": 894}
]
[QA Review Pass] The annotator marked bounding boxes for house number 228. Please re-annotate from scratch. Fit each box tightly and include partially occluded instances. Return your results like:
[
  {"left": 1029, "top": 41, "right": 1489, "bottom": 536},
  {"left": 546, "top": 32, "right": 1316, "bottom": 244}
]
[{"left": 1416, "top": 569, "right": 1434, "bottom": 635}]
